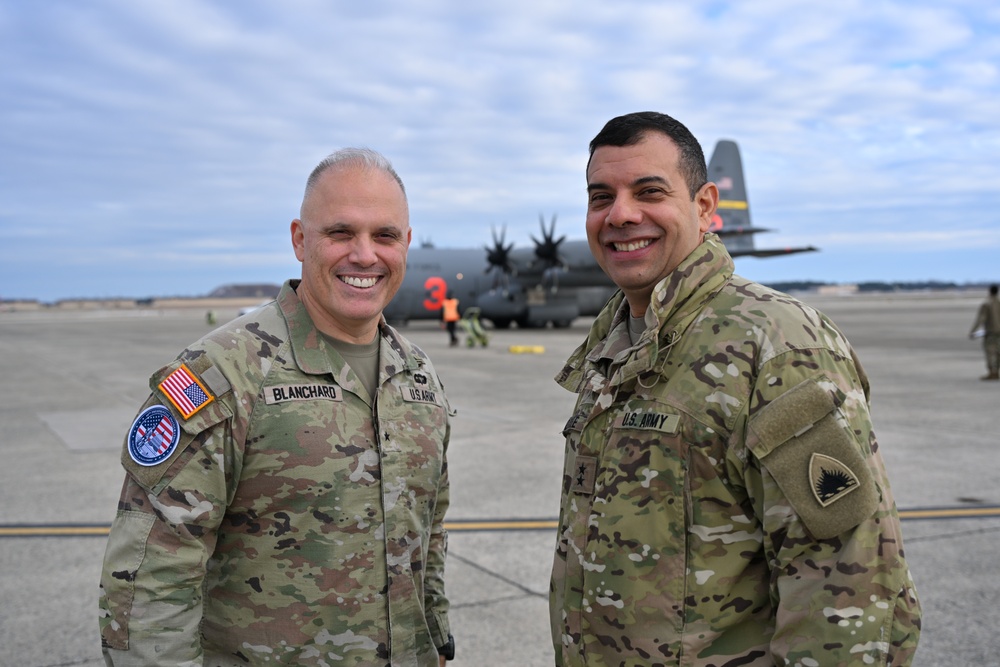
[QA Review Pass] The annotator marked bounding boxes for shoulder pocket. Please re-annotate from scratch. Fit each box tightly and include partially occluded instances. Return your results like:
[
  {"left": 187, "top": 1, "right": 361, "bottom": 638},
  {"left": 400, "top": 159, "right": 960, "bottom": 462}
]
[
  {"left": 747, "top": 378, "right": 878, "bottom": 540},
  {"left": 99, "top": 509, "right": 156, "bottom": 650}
]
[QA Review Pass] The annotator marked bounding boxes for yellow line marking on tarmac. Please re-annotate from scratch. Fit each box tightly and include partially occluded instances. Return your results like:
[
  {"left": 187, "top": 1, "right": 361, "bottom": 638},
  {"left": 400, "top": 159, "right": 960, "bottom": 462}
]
[
  {"left": 447, "top": 519, "right": 556, "bottom": 531},
  {"left": 508, "top": 345, "right": 546, "bottom": 354},
  {"left": 0, "top": 525, "right": 112, "bottom": 537},
  {"left": 899, "top": 507, "right": 1000, "bottom": 520},
  {"left": 3, "top": 506, "right": 999, "bottom": 537}
]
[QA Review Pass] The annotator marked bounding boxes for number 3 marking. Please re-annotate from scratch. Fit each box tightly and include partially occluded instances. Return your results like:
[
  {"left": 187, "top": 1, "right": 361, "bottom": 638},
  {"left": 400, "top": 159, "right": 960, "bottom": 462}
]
[{"left": 423, "top": 276, "right": 447, "bottom": 311}]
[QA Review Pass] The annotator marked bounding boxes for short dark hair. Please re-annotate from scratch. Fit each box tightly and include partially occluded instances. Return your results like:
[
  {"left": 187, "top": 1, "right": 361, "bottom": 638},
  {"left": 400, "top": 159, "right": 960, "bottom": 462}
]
[
  {"left": 990, "top": 284, "right": 998, "bottom": 296},
  {"left": 588, "top": 111, "right": 707, "bottom": 199}
]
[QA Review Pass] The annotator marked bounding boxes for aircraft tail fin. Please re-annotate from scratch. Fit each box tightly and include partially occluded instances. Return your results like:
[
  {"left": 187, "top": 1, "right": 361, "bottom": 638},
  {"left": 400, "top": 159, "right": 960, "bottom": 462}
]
[{"left": 707, "top": 140, "right": 817, "bottom": 258}]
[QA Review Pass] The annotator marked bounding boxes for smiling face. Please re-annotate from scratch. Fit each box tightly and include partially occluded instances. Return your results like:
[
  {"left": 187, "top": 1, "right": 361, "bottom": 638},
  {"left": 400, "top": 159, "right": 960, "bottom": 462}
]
[
  {"left": 585, "top": 131, "right": 718, "bottom": 316},
  {"left": 291, "top": 164, "right": 411, "bottom": 343}
]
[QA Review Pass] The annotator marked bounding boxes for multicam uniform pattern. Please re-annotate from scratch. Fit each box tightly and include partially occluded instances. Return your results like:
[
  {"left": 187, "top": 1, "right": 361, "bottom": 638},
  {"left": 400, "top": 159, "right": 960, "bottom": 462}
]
[
  {"left": 550, "top": 234, "right": 920, "bottom": 666},
  {"left": 969, "top": 292, "right": 1000, "bottom": 377},
  {"left": 99, "top": 280, "right": 451, "bottom": 667}
]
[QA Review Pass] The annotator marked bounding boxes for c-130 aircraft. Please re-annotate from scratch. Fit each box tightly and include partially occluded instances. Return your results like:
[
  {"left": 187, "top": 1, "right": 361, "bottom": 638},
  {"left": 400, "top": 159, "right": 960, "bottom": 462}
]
[{"left": 383, "top": 139, "right": 817, "bottom": 329}]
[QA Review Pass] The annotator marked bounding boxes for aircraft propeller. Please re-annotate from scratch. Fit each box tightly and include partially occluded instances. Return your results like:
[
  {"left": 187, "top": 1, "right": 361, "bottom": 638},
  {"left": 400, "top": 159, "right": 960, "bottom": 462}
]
[
  {"left": 485, "top": 225, "right": 515, "bottom": 291},
  {"left": 532, "top": 214, "right": 568, "bottom": 293},
  {"left": 531, "top": 214, "right": 566, "bottom": 269}
]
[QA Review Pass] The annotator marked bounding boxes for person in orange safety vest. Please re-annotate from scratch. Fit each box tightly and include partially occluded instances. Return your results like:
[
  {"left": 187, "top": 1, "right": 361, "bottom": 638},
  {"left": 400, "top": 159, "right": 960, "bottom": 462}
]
[{"left": 442, "top": 292, "right": 460, "bottom": 346}]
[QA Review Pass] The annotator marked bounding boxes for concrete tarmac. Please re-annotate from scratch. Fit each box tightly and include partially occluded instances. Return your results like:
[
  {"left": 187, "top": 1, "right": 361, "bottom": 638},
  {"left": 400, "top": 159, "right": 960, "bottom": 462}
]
[{"left": 1, "top": 291, "right": 998, "bottom": 666}]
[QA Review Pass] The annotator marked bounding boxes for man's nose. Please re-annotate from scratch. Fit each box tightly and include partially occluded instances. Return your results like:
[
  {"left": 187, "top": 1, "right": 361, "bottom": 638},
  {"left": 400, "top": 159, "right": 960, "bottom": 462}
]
[
  {"left": 604, "top": 195, "right": 640, "bottom": 227},
  {"left": 348, "top": 236, "right": 379, "bottom": 265}
]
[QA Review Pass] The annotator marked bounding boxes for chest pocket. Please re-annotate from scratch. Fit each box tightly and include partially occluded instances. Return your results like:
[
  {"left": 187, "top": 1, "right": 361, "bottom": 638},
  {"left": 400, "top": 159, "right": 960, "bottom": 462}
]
[
  {"left": 599, "top": 398, "right": 688, "bottom": 516},
  {"left": 251, "top": 380, "right": 366, "bottom": 466},
  {"left": 237, "top": 381, "right": 380, "bottom": 519},
  {"left": 581, "top": 396, "right": 690, "bottom": 635},
  {"left": 378, "top": 371, "right": 450, "bottom": 491}
]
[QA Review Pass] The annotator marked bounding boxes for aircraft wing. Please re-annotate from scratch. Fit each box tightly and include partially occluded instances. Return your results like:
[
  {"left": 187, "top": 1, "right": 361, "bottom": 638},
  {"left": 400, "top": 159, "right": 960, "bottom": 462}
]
[
  {"left": 731, "top": 245, "right": 818, "bottom": 258},
  {"left": 708, "top": 140, "right": 820, "bottom": 258}
]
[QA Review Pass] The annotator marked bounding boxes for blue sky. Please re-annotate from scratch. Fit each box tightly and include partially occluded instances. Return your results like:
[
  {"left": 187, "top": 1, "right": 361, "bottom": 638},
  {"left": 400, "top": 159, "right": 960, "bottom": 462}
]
[{"left": 2, "top": 0, "right": 998, "bottom": 301}]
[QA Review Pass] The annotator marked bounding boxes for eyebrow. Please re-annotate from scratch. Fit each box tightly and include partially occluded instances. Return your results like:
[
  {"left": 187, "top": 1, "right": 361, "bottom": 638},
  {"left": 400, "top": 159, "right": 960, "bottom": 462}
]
[
  {"left": 587, "top": 175, "right": 669, "bottom": 192},
  {"left": 319, "top": 222, "right": 405, "bottom": 235}
]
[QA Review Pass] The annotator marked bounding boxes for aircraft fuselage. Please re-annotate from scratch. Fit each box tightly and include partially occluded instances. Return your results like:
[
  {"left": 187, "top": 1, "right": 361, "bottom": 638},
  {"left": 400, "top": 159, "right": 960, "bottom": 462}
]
[{"left": 385, "top": 243, "right": 615, "bottom": 328}]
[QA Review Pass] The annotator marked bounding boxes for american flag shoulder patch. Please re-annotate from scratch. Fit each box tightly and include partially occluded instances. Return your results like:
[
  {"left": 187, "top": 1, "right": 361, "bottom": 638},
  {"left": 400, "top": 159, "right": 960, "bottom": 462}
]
[{"left": 158, "top": 363, "right": 214, "bottom": 419}]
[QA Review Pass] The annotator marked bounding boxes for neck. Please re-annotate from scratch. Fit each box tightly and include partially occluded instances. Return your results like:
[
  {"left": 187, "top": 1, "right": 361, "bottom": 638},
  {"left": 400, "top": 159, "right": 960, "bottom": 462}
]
[{"left": 297, "top": 290, "right": 380, "bottom": 345}]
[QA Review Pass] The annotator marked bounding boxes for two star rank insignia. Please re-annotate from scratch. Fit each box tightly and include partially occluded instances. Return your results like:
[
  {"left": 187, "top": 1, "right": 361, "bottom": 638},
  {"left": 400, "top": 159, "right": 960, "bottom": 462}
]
[{"left": 571, "top": 456, "right": 597, "bottom": 495}]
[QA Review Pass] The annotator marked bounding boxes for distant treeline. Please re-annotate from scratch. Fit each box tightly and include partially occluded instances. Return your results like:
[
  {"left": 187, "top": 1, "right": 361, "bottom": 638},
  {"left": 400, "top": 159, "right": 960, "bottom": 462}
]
[
  {"left": 766, "top": 280, "right": 992, "bottom": 293},
  {"left": 207, "top": 283, "right": 281, "bottom": 299}
]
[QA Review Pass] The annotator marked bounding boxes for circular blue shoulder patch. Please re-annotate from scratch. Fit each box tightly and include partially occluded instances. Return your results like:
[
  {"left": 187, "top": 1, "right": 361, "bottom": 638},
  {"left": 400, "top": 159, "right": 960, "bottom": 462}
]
[{"left": 128, "top": 405, "right": 181, "bottom": 467}]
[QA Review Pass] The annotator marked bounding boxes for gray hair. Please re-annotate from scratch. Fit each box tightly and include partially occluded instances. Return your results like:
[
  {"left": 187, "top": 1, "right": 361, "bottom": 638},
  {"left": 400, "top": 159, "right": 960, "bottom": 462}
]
[{"left": 302, "top": 147, "right": 406, "bottom": 206}]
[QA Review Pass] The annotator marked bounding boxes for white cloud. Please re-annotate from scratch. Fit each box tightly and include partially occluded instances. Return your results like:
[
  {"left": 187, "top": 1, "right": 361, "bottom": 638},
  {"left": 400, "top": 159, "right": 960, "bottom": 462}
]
[{"left": 1, "top": 0, "right": 998, "bottom": 300}]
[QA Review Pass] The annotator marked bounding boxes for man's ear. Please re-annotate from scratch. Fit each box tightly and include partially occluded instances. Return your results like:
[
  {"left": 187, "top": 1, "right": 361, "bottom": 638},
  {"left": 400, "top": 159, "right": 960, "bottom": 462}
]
[
  {"left": 290, "top": 219, "right": 305, "bottom": 262},
  {"left": 696, "top": 181, "right": 719, "bottom": 234}
]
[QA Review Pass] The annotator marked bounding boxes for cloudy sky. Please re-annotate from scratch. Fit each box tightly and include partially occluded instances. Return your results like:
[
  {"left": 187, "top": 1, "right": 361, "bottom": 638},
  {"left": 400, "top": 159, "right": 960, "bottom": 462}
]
[{"left": 2, "top": 0, "right": 998, "bottom": 301}]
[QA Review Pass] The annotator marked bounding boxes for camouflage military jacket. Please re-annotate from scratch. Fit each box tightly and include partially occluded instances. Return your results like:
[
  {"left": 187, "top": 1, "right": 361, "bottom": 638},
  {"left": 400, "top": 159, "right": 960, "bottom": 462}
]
[
  {"left": 100, "top": 280, "right": 451, "bottom": 666},
  {"left": 970, "top": 295, "right": 1000, "bottom": 336},
  {"left": 550, "top": 235, "right": 920, "bottom": 666}
]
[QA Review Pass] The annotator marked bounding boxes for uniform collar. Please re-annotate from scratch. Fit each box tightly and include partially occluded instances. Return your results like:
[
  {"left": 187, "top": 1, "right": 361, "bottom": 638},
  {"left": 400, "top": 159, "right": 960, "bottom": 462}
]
[
  {"left": 556, "top": 233, "right": 734, "bottom": 391},
  {"left": 278, "top": 279, "right": 422, "bottom": 379}
]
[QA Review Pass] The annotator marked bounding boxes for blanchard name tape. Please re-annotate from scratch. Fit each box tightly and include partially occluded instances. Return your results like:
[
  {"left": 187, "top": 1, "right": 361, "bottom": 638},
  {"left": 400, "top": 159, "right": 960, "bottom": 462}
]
[{"left": 265, "top": 384, "right": 343, "bottom": 404}]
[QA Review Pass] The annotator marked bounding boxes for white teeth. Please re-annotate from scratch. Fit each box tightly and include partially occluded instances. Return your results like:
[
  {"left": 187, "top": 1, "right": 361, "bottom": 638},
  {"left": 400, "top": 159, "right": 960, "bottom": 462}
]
[
  {"left": 612, "top": 239, "right": 651, "bottom": 252},
  {"left": 341, "top": 276, "right": 379, "bottom": 288}
]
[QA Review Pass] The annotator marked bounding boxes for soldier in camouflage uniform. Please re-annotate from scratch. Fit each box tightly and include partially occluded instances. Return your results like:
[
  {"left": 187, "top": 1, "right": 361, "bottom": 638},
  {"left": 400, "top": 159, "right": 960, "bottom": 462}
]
[
  {"left": 968, "top": 284, "right": 1000, "bottom": 380},
  {"left": 99, "top": 149, "right": 455, "bottom": 666},
  {"left": 550, "top": 112, "right": 921, "bottom": 666}
]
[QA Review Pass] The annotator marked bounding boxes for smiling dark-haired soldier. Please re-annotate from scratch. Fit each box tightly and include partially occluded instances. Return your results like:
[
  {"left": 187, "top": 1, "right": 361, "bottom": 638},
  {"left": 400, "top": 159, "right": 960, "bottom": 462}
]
[{"left": 549, "top": 112, "right": 920, "bottom": 666}]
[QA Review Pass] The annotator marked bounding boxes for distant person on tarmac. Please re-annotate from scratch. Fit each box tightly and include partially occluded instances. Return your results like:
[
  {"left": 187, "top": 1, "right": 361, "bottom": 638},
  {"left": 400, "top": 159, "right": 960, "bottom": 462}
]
[
  {"left": 969, "top": 283, "right": 1000, "bottom": 381},
  {"left": 442, "top": 291, "right": 460, "bottom": 346},
  {"left": 549, "top": 111, "right": 921, "bottom": 666},
  {"left": 98, "top": 148, "right": 455, "bottom": 666}
]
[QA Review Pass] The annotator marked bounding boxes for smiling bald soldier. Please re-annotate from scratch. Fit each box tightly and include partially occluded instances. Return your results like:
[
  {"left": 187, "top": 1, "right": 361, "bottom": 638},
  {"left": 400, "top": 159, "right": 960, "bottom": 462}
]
[
  {"left": 99, "top": 148, "right": 455, "bottom": 666},
  {"left": 549, "top": 112, "right": 921, "bottom": 666}
]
